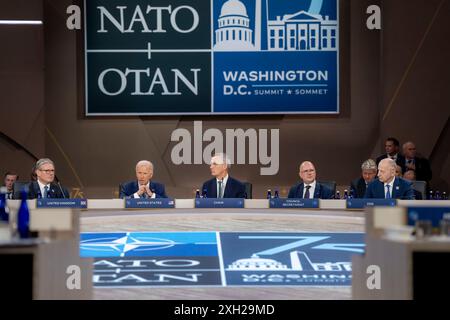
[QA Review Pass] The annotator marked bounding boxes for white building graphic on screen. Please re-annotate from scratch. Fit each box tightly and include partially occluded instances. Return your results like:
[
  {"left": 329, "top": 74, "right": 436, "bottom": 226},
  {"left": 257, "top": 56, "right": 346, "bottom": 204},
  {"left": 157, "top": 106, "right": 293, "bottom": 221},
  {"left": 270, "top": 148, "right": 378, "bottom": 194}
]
[
  {"left": 227, "top": 251, "right": 351, "bottom": 271},
  {"left": 214, "top": 0, "right": 338, "bottom": 52}
]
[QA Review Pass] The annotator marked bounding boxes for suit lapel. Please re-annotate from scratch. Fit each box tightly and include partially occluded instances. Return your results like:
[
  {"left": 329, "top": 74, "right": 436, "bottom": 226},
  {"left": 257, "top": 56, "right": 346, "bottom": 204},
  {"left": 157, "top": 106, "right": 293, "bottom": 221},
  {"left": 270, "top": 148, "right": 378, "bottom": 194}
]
[
  {"left": 223, "top": 177, "right": 234, "bottom": 198},
  {"left": 210, "top": 179, "right": 217, "bottom": 198},
  {"left": 377, "top": 180, "right": 385, "bottom": 198},
  {"left": 314, "top": 183, "right": 321, "bottom": 198},
  {"left": 392, "top": 178, "right": 400, "bottom": 198},
  {"left": 298, "top": 184, "right": 304, "bottom": 198}
]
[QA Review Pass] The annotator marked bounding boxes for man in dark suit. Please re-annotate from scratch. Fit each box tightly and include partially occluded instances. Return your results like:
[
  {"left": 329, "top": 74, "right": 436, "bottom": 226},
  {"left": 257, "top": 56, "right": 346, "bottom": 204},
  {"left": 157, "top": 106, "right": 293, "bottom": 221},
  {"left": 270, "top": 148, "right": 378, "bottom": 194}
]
[
  {"left": 201, "top": 153, "right": 246, "bottom": 198},
  {"left": 24, "top": 158, "right": 69, "bottom": 199},
  {"left": 364, "top": 158, "right": 414, "bottom": 199},
  {"left": 402, "top": 142, "right": 432, "bottom": 183},
  {"left": 376, "top": 137, "right": 406, "bottom": 173},
  {"left": 3, "top": 171, "right": 18, "bottom": 199},
  {"left": 288, "top": 161, "right": 333, "bottom": 199},
  {"left": 120, "top": 160, "right": 167, "bottom": 198},
  {"left": 350, "top": 159, "right": 377, "bottom": 198}
]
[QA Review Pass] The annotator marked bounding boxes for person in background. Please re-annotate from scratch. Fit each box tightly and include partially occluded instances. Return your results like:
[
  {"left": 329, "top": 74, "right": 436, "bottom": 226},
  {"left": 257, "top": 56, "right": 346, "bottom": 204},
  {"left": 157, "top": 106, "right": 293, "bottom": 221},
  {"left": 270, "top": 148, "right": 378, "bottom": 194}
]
[
  {"left": 350, "top": 159, "right": 377, "bottom": 198},
  {"left": 402, "top": 141, "right": 432, "bottom": 183},
  {"left": 402, "top": 169, "right": 423, "bottom": 200},
  {"left": 3, "top": 172, "right": 18, "bottom": 199},
  {"left": 376, "top": 137, "right": 406, "bottom": 173}
]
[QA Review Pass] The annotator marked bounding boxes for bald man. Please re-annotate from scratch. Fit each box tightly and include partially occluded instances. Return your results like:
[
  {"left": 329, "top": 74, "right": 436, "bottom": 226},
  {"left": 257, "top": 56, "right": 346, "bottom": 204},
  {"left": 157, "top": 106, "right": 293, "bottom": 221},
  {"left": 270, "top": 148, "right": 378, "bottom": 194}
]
[
  {"left": 288, "top": 161, "right": 333, "bottom": 199},
  {"left": 364, "top": 158, "right": 414, "bottom": 199},
  {"left": 119, "top": 160, "right": 167, "bottom": 198},
  {"left": 402, "top": 141, "right": 432, "bottom": 182}
]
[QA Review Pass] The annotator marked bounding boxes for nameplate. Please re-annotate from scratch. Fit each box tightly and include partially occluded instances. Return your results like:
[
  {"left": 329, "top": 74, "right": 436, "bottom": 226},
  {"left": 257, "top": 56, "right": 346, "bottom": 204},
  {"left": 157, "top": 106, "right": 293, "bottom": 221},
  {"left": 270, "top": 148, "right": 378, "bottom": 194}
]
[
  {"left": 36, "top": 198, "right": 87, "bottom": 208},
  {"left": 346, "top": 199, "right": 397, "bottom": 209},
  {"left": 269, "top": 198, "right": 319, "bottom": 208},
  {"left": 407, "top": 206, "right": 450, "bottom": 227},
  {"left": 125, "top": 198, "right": 175, "bottom": 209},
  {"left": 195, "top": 198, "right": 244, "bottom": 208}
]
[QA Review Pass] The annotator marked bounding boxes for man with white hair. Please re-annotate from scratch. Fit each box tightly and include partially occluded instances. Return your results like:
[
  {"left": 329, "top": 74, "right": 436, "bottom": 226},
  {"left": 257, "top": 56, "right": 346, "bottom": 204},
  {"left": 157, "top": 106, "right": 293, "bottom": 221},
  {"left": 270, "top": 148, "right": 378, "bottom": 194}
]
[
  {"left": 350, "top": 159, "right": 377, "bottom": 198},
  {"left": 25, "top": 158, "right": 69, "bottom": 199},
  {"left": 119, "top": 160, "right": 167, "bottom": 198},
  {"left": 364, "top": 158, "right": 414, "bottom": 199},
  {"left": 288, "top": 161, "right": 333, "bottom": 199},
  {"left": 402, "top": 141, "right": 432, "bottom": 183},
  {"left": 200, "top": 153, "right": 246, "bottom": 198}
]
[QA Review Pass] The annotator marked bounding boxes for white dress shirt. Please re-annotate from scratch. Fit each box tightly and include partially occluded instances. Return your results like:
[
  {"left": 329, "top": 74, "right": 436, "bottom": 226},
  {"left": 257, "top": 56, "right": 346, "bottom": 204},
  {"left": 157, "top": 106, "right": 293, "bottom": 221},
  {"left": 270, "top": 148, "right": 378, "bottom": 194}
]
[
  {"left": 216, "top": 175, "right": 229, "bottom": 198},
  {"left": 303, "top": 180, "right": 316, "bottom": 199},
  {"left": 133, "top": 182, "right": 156, "bottom": 199},
  {"left": 37, "top": 180, "right": 50, "bottom": 198}
]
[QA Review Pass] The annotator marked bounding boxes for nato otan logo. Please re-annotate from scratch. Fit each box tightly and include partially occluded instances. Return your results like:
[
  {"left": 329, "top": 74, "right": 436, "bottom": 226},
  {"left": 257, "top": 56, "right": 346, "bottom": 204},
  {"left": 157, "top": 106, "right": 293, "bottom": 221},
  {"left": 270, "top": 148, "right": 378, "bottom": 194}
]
[
  {"left": 214, "top": 0, "right": 337, "bottom": 52},
  {"left": 80, "top": 233, "right": 176, "bottom": 257}
]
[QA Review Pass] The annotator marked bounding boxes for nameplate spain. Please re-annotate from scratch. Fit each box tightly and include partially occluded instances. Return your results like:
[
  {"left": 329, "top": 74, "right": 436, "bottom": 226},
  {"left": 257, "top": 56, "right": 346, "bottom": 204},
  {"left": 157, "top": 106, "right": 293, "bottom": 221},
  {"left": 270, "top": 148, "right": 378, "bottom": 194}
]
[
  {"left": 346, "top": 199, "right": 397, "bottom": 209},
  {"left": 36, "top": 198, "right": 87, "bottom": 208},
  {"left": 195, "top": 198, "right": 244, "bottom": 208},
  {"left": 125, "top": 198, "right": 175, "bottom": 208},
  {"left": 269, "top": 198, "right": 319, "bottom": 208}
]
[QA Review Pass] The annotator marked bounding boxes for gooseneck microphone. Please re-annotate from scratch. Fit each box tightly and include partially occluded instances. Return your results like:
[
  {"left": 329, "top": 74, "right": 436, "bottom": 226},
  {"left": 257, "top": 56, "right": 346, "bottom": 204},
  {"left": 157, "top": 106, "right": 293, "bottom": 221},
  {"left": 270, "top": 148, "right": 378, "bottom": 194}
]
[{"left": 57, "top": 181, "right": 67, "bottom": 199}]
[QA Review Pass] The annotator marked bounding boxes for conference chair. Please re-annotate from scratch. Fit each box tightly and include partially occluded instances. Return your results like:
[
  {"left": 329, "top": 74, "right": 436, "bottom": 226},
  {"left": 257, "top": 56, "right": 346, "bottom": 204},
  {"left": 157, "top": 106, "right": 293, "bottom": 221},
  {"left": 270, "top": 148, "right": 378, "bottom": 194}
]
[
  {"left": 318, "top": 180, "right": 337, "bottom": 196},
  {"left": 243, "top": 182, "right": 252, "bottom": 199},
  {"left": 412, "top": 180, "right": 427, "bottom": 200},
  {"left": 12, "top": 181, "right": 29, "bottom": 199}
]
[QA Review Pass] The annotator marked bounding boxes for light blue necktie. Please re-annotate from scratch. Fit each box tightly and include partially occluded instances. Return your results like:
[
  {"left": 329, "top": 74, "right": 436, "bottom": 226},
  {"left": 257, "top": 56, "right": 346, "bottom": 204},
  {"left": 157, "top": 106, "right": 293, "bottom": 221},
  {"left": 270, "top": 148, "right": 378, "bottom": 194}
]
[
  {"left": 43, "top": 185, "right": 49, "bottom": 198},
  {"left": 385, "top": 185, "right": 391, "bottom": 199}
]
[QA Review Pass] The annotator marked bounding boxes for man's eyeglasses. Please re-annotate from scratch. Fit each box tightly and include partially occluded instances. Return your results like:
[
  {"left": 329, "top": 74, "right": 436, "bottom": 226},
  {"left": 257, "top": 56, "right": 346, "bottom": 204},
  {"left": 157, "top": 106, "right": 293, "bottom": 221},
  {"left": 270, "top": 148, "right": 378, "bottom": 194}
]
[{"left": 39, "top": 169, "right": 55, "bottom": 174}]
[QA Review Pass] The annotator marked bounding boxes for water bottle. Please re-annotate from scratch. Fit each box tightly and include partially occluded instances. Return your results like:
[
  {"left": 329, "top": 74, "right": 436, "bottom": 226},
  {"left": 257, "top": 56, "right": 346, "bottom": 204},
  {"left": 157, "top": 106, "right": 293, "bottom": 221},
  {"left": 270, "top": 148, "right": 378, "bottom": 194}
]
[
  {"left": 349, "top": 189, "right": 355, "bottom": 199},
  {"left": 195, "top": 189, "right": 200, "bottom": 198},
  {"left": 443, "top": 192, "right": 447, "bottom": 200},
  {"left": 335, "top": 191, "right": 340, "bottom": 199},
  {"left": 0, "top": 188, "right": 8, "bottom": 222},
  {"left": 202, "top": 189, "right": 207, "bottom": 198},
  {"left": 274, "top": 189, "right": 279, "bottom": 198},
  {"left": 428, "top": 190, "right": 433, "bottom": 200},
  {"left": 435, "top": 190, "right": 441, "bottom": 200},
  {"left": 17, "top": 189, "right": 31, "bottom": 239},
  {"left": 343, "top": 189, "right": 349, "bottom": 200},
  {"left": 267, "top": 189, "right": 272, "bottom": 199}
]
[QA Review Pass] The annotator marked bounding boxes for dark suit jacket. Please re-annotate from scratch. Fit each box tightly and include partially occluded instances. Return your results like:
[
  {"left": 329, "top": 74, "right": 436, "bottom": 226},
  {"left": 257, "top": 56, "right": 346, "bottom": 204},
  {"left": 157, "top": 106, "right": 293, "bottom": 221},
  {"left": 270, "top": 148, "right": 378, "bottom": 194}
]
[
  {"left": 376, "top": 154, "right": 406, "bottom": 173},
  {"left": 119, "top": 181, "right": 167, "bottom": 198},
  {"left": 288, "top": 182, "right": 333, "bottom": 199},
  {"left": 405, "top": 157, "right": 432, "bottom": 182},
  {"left": 201, "top": 176, "right": 246, "bottom": 198},
  {"left": 24, "top": 181, "right": 69, "bottom": 199},
  {"left": 350, "top": 177, "right": 368, "bottom": 199},
  {"left": 364, "top": 177, "right": 414, "bottom": 199}
]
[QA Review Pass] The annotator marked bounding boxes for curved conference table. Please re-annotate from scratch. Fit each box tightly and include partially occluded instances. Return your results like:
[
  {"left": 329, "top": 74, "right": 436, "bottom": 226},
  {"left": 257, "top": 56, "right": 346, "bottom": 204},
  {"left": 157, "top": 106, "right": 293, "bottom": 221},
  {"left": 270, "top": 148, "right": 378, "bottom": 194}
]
[
  {"left": 12, "top": 198, "right": 440, "bottom": 300},
  {"left": 78, "top": 199, "right": 368, "bottom": 300}
]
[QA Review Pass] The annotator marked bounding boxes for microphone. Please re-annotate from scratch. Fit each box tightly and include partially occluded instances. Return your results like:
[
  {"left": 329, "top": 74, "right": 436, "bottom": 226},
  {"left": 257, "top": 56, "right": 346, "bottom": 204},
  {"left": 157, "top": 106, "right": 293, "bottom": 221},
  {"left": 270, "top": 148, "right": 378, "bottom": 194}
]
[{"left": 57, "top": 181, "right": 67, "bottom": 199}]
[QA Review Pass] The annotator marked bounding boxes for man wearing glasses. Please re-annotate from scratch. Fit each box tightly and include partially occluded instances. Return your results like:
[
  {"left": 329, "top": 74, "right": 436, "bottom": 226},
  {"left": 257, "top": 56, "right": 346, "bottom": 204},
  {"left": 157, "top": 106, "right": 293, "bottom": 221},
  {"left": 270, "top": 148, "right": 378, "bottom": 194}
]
[
  {"left": 24, "top": 158, "right": 69, "bottom": 199},
  {"left": 288, "top": 161, "right": 333, "bottom": 199}
]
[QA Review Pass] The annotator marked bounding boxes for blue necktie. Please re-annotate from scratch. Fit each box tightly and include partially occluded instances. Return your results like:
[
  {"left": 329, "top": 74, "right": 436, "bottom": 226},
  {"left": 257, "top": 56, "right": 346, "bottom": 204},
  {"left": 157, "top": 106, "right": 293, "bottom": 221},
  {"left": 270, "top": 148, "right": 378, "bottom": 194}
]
[
  {"left": 304, "top": 185, "right": 311, "bottom": 199},
  {"left": 43, "top": 185, "right": 49, "bottom": 198},
  {"left": 385, "top": 185, "right": 391, "bottom": 199}
]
